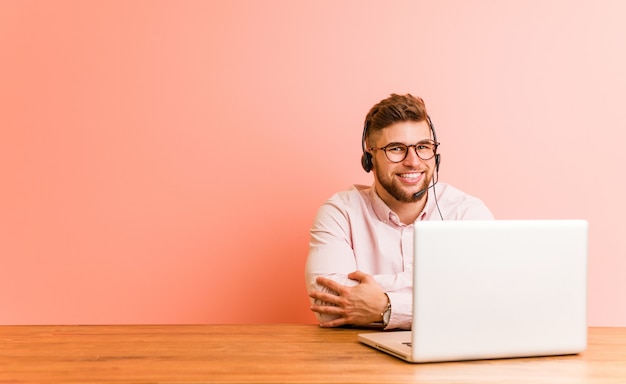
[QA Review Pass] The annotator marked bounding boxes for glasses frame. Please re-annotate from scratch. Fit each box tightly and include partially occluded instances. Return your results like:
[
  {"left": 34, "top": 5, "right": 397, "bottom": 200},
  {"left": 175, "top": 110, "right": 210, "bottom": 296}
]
[{"left": 367, "top": 140, "right": 440, "bottom": 163}]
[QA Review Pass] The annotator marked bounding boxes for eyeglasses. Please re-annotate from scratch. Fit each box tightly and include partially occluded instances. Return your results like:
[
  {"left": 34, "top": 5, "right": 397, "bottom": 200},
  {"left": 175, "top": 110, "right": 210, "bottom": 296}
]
[{"left": 367, "top": 140, "right": 439, "bottom": 163}]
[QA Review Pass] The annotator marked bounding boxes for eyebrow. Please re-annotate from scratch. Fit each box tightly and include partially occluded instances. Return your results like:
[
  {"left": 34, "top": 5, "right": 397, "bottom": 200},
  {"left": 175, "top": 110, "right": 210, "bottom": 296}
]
[{"left": 385, "top": 139, "right": 436, "bottom": 145}]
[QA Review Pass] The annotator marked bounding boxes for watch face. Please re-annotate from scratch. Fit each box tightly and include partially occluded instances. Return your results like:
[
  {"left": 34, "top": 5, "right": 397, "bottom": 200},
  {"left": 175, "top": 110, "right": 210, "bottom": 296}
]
[
  {"left": 382, "top": 294, "right": 391, "bottom": 326},
  {"left": 383, "top": 307, "right": 391, "bottom": 326}
]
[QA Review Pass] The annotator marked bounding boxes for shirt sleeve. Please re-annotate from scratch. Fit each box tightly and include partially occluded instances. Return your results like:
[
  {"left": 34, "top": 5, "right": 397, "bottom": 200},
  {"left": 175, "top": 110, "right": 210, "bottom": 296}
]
[
  {"left": 385, "top": 291, "right": 412, "bottom": 329},
  {"left": 371, "top": 274, "right": 412, "bottom": 329},
  {"left": 305, "top": 199, "right": 412, "bottom": 329},
  {"left": 305, "top": 201, "right": 359, "bottom": 324}
]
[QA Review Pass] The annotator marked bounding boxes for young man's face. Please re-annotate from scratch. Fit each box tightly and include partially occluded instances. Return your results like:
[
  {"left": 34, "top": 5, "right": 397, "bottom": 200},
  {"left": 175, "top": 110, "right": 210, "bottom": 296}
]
[{"left": 369, "top": 120, "right": 437, "bottom": 204}]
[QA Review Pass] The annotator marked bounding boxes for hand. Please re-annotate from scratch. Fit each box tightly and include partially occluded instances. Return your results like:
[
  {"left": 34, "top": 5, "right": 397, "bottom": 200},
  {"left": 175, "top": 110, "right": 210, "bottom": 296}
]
[{"left": 309, "top": 271, "right": 389, "bottom": 327}]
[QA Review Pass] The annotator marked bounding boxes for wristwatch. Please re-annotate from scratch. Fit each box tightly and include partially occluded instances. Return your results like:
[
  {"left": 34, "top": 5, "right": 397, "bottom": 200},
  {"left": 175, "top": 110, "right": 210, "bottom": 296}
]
[{"left": 381, "top": 294, "right": 392, "bottom": 327}]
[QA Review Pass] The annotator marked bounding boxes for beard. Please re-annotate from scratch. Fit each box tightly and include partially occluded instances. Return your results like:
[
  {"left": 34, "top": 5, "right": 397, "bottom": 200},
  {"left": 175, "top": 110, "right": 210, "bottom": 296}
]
[{"left": 375, "top": 168, "right": 431, "bottom": 203}]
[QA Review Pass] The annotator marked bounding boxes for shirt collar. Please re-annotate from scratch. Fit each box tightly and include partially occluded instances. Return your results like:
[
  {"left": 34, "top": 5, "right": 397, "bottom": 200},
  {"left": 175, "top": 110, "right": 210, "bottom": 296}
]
[{"left": 369, "top": 185, "right": 429, "bottom": 226}]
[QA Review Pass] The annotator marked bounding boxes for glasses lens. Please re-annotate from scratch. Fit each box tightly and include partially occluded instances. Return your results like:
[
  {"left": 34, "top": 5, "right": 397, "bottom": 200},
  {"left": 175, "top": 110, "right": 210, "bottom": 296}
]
[
  {"left": 384, "top": 144, "right": 408, "bottom": 162},
  {"left": 416, "top": 143, "right": 435, "bottom": 160}
]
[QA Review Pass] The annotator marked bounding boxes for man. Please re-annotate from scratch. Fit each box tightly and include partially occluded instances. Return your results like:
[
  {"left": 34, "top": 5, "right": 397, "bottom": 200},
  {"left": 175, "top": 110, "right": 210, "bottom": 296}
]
[{"left": 305, "top": 94, "right": 493, "bottom": 330}]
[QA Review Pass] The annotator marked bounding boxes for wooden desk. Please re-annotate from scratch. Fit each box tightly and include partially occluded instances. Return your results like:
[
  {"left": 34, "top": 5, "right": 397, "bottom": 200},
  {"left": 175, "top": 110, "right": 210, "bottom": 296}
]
[{"left": 1, "top": 325, "right": 625, "bottom": 383}]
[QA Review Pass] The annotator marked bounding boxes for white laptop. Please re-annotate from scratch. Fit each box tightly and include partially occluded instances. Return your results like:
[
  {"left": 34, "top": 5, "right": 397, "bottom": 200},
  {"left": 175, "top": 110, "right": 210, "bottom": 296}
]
[{"left": 358, "top": 220, "right": 588, "bottom": 363}]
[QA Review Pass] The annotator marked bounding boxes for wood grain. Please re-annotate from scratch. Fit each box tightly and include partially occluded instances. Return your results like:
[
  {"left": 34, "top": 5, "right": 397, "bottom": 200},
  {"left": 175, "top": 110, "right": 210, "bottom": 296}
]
[{"left": 1, "top": 325, "right": 625, "bottom": 383}]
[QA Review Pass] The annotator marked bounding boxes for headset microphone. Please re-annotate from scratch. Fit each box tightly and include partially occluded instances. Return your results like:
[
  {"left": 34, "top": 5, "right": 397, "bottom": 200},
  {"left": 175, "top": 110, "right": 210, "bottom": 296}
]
[
  {"left": 414, "top": 154, "right": 443, "bottom": 220},
  {"left": 412, "top": 156, "right": 440, "bottom": 200},
  {"left": 413, "top": 180, "right": 437, "bottom": 200}
]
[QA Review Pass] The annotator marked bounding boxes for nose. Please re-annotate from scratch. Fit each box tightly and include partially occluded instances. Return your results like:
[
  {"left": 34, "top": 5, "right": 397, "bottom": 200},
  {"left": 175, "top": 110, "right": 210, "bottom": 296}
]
[{"left": 402, "top": 145, "right": 423, "bottom": 166}]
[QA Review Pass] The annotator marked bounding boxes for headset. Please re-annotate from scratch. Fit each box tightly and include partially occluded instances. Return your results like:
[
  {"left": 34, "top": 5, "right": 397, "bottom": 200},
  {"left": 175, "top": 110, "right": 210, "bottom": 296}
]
[{"left": 360, "top": 115, "right": 440, "bottom": 173}]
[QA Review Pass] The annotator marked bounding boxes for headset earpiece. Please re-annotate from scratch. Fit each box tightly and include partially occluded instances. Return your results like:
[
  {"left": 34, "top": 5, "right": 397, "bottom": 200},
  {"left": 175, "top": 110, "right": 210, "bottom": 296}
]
[
  {"left": 427, "top": 115, "right": 441, "bottom": 173},
  {"left": 361, "top": 152, "right": 373, "bottom": 173},
  {"left": 360, "top": 120, "right": 372, "bottom": 172}
]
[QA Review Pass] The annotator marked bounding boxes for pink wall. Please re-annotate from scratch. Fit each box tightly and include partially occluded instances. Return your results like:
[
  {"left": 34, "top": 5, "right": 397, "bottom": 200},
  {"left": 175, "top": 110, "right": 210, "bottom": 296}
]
[{"left": 1, "top": 0, "right": 625, "bottom": 325}]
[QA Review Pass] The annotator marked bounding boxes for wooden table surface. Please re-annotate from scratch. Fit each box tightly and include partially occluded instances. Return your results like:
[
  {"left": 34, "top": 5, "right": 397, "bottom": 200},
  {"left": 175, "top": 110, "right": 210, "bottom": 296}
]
[{"left": 1, "top": 325, "right": 625, "bottom": 383}]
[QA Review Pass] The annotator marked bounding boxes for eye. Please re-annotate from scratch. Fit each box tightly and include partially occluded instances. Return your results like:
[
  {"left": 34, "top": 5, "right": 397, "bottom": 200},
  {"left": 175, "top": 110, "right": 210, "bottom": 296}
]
[{"left": 386, "top": 144, "right": 407, "bottom": 153}]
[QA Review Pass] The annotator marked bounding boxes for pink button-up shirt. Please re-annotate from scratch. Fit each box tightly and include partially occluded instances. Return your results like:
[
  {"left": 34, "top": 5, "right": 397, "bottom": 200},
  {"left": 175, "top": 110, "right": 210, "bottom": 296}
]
[{"left": 305, "top": 182, "right": 494, "bottom": 329}]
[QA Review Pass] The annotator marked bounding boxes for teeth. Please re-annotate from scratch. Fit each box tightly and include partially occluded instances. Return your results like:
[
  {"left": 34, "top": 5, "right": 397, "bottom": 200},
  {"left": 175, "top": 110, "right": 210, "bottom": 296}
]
[{"left": 399, "top": 173, "right": 421, "bottom": 179}]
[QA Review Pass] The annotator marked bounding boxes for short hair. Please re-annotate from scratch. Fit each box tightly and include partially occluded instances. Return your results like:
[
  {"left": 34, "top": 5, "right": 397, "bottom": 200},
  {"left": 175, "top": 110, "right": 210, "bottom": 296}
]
[{"left": 363, "top": 93, "right": 429, "bottom": 146}]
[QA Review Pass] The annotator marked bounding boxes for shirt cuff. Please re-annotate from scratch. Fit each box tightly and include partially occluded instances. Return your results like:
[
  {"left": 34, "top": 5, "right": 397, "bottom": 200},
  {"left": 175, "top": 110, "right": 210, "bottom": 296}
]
[{"left": 384, "top": 291, "right": 412, "bottom": 330}]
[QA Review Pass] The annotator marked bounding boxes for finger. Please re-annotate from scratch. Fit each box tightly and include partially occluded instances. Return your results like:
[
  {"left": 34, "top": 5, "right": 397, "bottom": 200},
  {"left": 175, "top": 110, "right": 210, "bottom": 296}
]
[
  {"left": 315, "top": 276, "right": 346, "bottom": 294},
  {"left": 309, "top": 291, "right": 341, "bottom": 305},
  {"left": 310, "top": 304, "right": 343, "bottom": 316},
  {"left": 347, "top": 270, "right": 369, "bottom": 282},
  {"left": 319, "top": 317, "right": 349, "bottom": 328}
]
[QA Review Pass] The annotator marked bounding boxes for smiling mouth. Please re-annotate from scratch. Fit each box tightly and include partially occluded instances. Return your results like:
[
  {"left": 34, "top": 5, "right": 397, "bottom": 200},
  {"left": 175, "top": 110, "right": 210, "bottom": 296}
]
[{"left": 398, "top": 172, "right": 423, "bottom": 180}]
